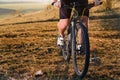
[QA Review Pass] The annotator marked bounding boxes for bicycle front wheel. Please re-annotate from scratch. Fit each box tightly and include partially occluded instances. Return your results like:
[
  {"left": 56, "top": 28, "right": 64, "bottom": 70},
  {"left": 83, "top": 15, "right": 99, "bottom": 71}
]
[{"left": 72, "top": 22, "right": 90, "bottom": 78}]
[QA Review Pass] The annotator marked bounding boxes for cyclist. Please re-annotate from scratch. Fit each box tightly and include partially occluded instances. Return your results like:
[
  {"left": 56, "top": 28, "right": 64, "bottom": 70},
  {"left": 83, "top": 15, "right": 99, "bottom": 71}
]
[{"left": 52, "top": 0, "right": 101, "bottom": 49}]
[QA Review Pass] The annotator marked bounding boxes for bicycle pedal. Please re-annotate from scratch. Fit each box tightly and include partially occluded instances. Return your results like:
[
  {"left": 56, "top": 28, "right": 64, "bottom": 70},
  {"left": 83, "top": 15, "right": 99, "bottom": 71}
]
[
  {"left": 76, "top": 49, "right": 80, "bottom": 51},
  {"left": 58, "top": 45, "right": 63, "bottom": 49}
]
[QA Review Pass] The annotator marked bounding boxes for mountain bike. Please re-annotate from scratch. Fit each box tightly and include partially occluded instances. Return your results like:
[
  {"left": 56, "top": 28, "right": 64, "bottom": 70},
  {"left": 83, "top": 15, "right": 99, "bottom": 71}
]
[{"left": 59, "top": 2, "right": 102, "bottom": 79}]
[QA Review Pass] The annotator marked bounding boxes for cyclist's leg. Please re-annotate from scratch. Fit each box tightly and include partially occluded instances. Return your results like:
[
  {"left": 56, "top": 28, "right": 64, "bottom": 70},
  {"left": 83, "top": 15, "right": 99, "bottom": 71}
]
[
  {"left": 82, "top": 16, "right": 88, "bottom": 28},
  {"left": 58, "top": 6, "right": 71, "bottom": 37},
  {"left": 57, "top": 7, "right": 71, "bottom": 46},
  {"left": 76, "top": 0, "right": 89, "bottom": 44},
  {"left": 78, "top": 16, "right": 88, "bottom": 44},
  {"left": 57, "top": 19, "right": 69, "bottom": 37}
]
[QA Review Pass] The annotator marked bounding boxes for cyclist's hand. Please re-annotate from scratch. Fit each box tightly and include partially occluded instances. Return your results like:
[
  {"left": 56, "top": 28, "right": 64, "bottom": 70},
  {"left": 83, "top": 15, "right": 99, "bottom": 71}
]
[
  {"left": 54, "top": 1, "right": 61, "bottom": 8},
  {"left": 93, "top": 0, "right": 101, "bottom": 6}
]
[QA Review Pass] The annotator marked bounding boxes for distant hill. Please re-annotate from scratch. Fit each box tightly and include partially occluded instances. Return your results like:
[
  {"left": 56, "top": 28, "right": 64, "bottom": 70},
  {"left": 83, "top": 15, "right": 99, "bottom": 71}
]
[{"left": 0, "top": 8, "right": 15, "bottom": 14}]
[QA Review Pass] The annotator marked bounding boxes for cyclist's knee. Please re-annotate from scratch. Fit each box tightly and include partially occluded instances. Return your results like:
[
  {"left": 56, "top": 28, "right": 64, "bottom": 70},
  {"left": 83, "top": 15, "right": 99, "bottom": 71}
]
[
  {"left": 58, "top": 19, "right": 69, "bottom": 28},
  {"left": 82, "top": 16, "right": 88, "bottom": 27}
]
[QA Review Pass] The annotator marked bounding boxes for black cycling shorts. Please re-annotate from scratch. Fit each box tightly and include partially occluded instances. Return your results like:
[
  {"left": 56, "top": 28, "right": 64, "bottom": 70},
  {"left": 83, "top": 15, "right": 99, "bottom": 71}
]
[{"left": 60, "top": 0, "right": 89, "bottom": 19}]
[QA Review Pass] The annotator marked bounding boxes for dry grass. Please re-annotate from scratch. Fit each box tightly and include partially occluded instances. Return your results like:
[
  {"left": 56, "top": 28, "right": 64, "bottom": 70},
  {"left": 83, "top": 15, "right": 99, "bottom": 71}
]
[{"left": 0, "top": 1, "right": 120, "bottom": 80}]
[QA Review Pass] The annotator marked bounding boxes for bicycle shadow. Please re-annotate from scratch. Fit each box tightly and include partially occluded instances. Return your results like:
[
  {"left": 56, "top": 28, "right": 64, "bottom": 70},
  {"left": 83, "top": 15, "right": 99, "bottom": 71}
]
[
  {"left": 52, "top": 58, "right": 70, "bottom": 80},
  {"left": 34, "top": 59, "right": 70, "bottom": 80}
]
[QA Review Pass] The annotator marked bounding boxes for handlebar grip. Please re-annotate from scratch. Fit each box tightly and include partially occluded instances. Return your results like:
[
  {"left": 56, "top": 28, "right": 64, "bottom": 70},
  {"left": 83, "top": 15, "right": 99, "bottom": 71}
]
[{"left": 51, "top": 2, "right": 55, "bottom": 6}]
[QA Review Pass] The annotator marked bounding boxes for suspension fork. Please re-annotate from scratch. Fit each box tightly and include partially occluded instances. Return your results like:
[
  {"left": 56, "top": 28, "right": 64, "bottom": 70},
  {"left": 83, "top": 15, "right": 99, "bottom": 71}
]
[{"left": 71, "top": 19, "right": 76, "bottom": 52}]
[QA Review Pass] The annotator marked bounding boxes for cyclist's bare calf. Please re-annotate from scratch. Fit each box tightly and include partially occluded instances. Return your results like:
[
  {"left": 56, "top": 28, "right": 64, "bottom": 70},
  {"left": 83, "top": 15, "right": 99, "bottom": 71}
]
[
  {"left": 78, "top": 16, "right": 88, "bottom": 44},
  {"left": 57, "top": 19, "right": 69, "bottom": 37}
]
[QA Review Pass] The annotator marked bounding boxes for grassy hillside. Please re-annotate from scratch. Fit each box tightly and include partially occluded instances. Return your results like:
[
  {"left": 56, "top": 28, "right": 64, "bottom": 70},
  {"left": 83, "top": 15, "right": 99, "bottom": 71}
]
[{"left": 0, "top": 0, "right": 120, "bottom": 80}]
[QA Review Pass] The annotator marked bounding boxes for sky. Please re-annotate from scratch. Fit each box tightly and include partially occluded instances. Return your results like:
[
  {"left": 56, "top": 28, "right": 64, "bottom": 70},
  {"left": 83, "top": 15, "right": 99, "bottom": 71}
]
[{"left": 0, "top": 0, "right": 51, "bottom": 3}]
